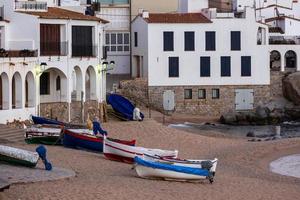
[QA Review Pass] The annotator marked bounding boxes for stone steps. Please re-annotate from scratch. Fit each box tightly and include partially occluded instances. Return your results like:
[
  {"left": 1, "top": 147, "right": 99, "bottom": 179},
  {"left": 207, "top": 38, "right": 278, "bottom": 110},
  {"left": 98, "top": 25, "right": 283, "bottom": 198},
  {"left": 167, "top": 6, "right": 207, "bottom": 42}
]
[{"left": 0, "top": 125, "right": 25, "bottom": 143}]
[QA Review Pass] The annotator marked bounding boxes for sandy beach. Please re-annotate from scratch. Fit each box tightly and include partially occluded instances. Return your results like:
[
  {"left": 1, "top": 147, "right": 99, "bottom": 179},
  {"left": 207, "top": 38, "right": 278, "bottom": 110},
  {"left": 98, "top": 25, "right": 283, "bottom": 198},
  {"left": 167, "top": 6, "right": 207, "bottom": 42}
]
[{"left": 1, "top": 114, "right": 300, "bottom": 200}]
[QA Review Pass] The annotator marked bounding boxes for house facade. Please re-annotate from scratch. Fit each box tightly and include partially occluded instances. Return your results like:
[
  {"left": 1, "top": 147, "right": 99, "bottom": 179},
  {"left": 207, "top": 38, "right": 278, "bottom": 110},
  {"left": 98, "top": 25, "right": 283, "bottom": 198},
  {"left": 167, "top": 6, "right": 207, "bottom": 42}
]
[
  {"left": 132, "top": 4, "right": 272, "bottom": 115},
  {"left": 0, "top": 0, "right": 109, "bottom": 123}
]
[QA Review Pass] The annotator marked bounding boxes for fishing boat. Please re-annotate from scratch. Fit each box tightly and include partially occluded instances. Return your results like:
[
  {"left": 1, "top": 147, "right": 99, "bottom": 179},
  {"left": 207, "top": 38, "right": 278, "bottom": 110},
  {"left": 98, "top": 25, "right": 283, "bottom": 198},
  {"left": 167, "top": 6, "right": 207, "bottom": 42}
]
[
  {"left": 134, "top": 156, "right": 218, "bottom": 183},
  {"left": 31, "top": 115, "right": 64, "bottom": 125},
  {"left": 103, "top": 136, "right": 178, "bottom": 163},
  {"left": 107, "top": 94, "right": 144, "bottom": 121},
  {"left": 0, "top": 145, "right": 52, "bottom": 170},
  {"left": 63, "top": 129, "right": 136, "bottom": 152},
  {"left": 25, "top": 124, "right": 63, "bottom": 145}
]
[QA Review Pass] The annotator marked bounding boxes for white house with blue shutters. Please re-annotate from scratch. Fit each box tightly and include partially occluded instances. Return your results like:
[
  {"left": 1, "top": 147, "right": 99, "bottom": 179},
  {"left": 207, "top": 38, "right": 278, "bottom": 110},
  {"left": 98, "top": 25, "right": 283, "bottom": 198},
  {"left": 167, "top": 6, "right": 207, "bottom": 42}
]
[{"left": 131, "top": 0, "right": 274, "bottom": 114}]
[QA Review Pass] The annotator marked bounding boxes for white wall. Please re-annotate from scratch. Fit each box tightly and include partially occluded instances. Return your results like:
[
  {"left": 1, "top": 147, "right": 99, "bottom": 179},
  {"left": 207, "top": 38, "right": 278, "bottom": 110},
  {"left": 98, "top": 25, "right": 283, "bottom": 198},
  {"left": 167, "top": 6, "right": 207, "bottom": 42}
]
[
  {"left": 132, "top": 12, "right": 270, "bottom": 86},
  {"left": 178, "top": 0, "right": 208, "bottom": 13}
]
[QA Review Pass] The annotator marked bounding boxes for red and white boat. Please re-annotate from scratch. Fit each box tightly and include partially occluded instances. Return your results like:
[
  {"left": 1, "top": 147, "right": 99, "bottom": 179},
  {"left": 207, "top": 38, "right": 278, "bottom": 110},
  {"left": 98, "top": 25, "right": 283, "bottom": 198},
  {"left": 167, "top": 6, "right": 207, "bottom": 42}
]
[{"left": 103, "top": 136, "right": 178, "bottom": 163}]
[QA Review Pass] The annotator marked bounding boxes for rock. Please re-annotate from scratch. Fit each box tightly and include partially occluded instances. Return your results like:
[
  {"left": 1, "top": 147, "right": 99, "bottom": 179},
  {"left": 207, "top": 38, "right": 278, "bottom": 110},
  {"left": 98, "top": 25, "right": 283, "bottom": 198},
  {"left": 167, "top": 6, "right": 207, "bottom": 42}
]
[
  {"left": 255, "top": 106, "right": 270, "bottom": 119},
  {"left": 246, "top": 131, "right": 256, "bottom": 137},
  {"left": 220, "top": 112, "right": 237, "bottom": 125},
  {"left": 283, "top": 72, "right": 300, "bottom": 105}
]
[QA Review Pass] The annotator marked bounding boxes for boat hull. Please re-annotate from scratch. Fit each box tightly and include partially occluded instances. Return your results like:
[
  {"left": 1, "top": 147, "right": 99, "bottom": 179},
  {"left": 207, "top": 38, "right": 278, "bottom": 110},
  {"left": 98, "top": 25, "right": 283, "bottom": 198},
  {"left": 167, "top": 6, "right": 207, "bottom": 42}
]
[
  {"left": 0, "top": 145, "right": 39, "bottom": 167},
  {"left": 104, "top": 137, "right": 178, "bottom": 164},
  {"left": 25, "top": 125, "right": 62, "bottom": 145},
  {"left": 25, "top": 136, "right": 61, "bottom": 145},
  {"left": 63, "top": 129, "right": 136, "bottom": 152}
]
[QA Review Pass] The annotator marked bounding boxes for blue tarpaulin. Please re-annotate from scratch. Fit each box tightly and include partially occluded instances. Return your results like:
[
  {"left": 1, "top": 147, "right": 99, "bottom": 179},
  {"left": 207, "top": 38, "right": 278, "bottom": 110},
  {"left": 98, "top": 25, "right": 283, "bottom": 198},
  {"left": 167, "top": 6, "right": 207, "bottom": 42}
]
[{"left": 108, "top": 94, "right": 144, "bottom": 121}]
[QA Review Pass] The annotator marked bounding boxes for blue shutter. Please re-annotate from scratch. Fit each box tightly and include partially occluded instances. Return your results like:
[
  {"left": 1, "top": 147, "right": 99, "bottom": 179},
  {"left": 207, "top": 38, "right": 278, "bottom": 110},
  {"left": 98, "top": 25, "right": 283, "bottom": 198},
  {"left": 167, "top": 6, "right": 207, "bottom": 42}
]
[
  {"left": 169, "top": 57, "right": 179, "bottom": 77},
  {"left": 163, "top": 32, "right": 174, "bottom": 51},
  {"left": 221, "top": 56, "right": 231, "bottom": 77},
  {"left": 200, "top": 57, "right": 210, "bottom": 77},
  {"left": 241, "top": 56, "right": 251, "bottom": 76},
  {"left": 184, "top": 32, "right": 195, "bottom": 51},
  {"left": 231, "top": 31, "right": 241, "bottom": 51},
  {"left": 206, "top": 31, "right": 216, "bottom": 51}
]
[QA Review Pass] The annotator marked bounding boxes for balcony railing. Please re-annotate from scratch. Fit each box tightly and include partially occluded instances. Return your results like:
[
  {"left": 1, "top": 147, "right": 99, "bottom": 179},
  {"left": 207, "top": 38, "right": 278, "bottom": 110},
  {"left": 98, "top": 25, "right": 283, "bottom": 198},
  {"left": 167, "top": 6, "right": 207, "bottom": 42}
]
[
  {"left": 0, "top": 49, "right": 38, "bottom": 58},
  {"left": 40, "top": 42, "right": 68, "bottom": 56},
  {"left": 269, "top": 36, "right": 300, "bottom": 45},
  {"left": 72, "top": 45, "right": 98, "bottom": 57},
  {"left": 15, "top": 1, "right": 47, "bottom": 12}
]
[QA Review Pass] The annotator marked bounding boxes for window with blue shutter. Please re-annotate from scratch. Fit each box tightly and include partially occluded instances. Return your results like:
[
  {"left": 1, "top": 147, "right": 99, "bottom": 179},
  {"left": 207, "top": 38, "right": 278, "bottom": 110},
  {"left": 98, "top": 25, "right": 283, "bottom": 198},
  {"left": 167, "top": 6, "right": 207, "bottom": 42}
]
[
  {"left": 163, "top": 32, "right": 174, "bottom": 51},
  {"left": 200, "top": 57, "right": 210, "bottom": 77},
  {"left": 221, "top": 56, "right": 231, "bottom": 77},
  {"left": 169, "top": 57, "right": 179, "bottom": 77},
  {"left": 241, "top": 56, "right": 251, "bottom": 76},
  {"left": 231, "top": 31, "right": 241, "bottom": 51},
  {"left": 184, "top": 32, "right": 195, "bottom": 51},
  {"left": 206, "top": 31, "right": 216, "bottom": 51}
]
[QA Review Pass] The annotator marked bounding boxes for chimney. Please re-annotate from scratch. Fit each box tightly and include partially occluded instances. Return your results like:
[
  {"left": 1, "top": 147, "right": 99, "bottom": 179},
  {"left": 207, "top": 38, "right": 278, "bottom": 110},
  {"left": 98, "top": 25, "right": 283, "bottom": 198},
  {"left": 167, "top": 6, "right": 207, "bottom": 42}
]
[{"left": 142, "top": 11, "right": 149, "bottom": 19}]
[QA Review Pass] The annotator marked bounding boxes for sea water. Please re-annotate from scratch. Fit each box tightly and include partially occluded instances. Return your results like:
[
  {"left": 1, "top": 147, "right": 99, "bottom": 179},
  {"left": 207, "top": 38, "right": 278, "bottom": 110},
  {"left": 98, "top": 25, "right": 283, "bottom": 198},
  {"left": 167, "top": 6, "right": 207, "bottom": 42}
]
[{"left": 270, "top": 154, "right": 300, "bottom": 178}]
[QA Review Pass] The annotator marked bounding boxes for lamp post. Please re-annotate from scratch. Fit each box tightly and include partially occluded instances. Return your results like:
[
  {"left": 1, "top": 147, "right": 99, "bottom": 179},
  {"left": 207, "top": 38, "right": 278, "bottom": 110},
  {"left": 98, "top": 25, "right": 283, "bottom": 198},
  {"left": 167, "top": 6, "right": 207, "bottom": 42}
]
[
  {"left": 35, "top": 63, "right": 46, "bottom": 116},
  {"left": 97, "top": 60, "right": 115, "bottom": 102}
]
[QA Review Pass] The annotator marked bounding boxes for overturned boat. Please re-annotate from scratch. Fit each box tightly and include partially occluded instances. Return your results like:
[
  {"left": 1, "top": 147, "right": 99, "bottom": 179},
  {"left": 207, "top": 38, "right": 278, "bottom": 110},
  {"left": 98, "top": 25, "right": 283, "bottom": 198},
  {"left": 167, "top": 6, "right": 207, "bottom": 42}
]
[
  {"left": 134, "top": 155, "right": 218, "bottom": 183},
  {"left": 107, "top": 94, "right": 144, "bottom": 121},
  {"left": 63, "top": 129, "right": 136, "bottom": 152},
  {"left": 0, "top": 145, "right": 52, "bottom": 170},
  {"left": 103, "top": 136, "right": 178, "bottom": 163}
]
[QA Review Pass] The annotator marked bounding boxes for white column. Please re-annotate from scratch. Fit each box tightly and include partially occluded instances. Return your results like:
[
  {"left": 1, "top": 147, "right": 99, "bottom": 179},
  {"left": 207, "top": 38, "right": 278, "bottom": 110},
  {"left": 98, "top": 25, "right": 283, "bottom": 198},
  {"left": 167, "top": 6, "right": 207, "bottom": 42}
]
[{"left": 280, "top": 51, "right": 285, "bottom": 72}]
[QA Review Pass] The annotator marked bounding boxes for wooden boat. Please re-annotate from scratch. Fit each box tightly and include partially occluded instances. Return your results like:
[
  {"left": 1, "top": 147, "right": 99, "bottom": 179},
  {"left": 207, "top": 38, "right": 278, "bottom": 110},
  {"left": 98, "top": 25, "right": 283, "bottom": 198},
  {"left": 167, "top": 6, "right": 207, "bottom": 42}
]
[
  {"left": 25, "top": 124, "right": 63, "bottom": 145},
  {"left": 31, "top": 115, "right": 64, "bottom": 125},
  {"left": 103, "top": 136, "right": 178, "bottom": 163},
  {"left": 134, "top": 156, "right": 218, "bottom": 183},
  {"left": 63, "top": 129, "right": 136, "bottom": 152}
]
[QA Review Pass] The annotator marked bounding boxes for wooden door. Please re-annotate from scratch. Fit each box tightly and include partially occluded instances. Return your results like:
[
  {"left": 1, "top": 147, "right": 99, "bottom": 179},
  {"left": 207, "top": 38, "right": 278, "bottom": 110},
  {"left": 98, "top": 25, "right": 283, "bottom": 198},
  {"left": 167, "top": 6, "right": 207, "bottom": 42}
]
[{"left": 40, "top": 24, "right": 61, "bottom": 56}]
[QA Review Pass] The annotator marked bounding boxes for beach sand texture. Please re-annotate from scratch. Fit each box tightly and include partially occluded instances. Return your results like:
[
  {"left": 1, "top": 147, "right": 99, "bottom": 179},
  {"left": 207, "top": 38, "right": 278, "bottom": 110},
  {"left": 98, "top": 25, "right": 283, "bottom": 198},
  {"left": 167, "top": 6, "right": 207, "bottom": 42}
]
[{"left": 1, "top": 118, "right": 300, "bottom": 200}]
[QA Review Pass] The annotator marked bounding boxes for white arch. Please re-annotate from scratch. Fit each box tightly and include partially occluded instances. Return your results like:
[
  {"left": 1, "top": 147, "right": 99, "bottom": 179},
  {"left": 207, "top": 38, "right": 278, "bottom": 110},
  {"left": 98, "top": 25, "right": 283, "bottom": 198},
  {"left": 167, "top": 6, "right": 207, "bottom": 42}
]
[
  {"left": 0, "top": 72, "right": 9, "bottom": 110},
  {"left": 85, "top": 66, "right": 97, "bottom": 100},
  {"left": 285, "top": 50, "right": 297, "bottom": 69},
  {"left": 25, "top": 71, "right": 35, "bottom": 107},
  {"left": 40, "top": 67, "right": 68, "bottom": 103},
  {"left": 270, "top": 50, "right": 281, "bottom": 71},
  {"left": 72, "top": 66, "right": 83, "bottom": 101},
  {"left": 12, "top": 72, "right": 22, "bottom": 109}
]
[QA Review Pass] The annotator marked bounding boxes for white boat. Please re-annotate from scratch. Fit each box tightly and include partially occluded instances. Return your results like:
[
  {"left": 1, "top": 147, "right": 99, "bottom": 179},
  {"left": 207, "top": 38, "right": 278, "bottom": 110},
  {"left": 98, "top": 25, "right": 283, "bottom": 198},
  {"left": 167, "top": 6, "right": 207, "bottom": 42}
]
[
  {"left": 134, "top": 155, "right": 218, "bottom": 183},
  {"left": 103, "top": 136, "right": 178, "bottom": 163}
]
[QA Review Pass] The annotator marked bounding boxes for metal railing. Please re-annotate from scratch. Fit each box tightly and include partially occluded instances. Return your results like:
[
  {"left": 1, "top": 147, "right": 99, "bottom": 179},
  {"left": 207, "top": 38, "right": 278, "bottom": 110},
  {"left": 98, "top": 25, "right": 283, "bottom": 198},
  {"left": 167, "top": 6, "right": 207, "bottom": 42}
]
[
  {"left": 269, "top": 36, "right": 300, "bottom": 45},
  {"left": 40, "top": 42, "right": 68, "bottom": 56},
  {"left": 72, "top": 45, "right": 98, "bottom": 57},
  {"left": 15, "top": 1, "right": 47, "bottom": 11},
  {"left": 0, "top": 49, "right": 38, "bottom": 58}
]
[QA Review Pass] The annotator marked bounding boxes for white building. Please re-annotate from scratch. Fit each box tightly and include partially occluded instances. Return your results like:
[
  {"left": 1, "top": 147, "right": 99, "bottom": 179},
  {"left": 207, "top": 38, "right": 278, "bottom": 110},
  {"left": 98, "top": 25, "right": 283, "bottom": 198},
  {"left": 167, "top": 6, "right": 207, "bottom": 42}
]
[
  {"left": 0, "top": 0, "right": 110, "bottom": 123},
  {"left": 131, "top": 2, "right": 274, "bottom": 115}
]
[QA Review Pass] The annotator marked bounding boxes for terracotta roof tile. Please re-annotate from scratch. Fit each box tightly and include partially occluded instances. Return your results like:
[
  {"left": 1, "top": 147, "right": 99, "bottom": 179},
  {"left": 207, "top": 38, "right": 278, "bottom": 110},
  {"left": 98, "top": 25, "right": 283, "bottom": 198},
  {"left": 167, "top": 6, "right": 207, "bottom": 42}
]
[
  {"left": 19, "top": 7, "right": 109, "bottom": 23},
  {"left": 143, "top": 13, "right": 212, "bottom": 23}
]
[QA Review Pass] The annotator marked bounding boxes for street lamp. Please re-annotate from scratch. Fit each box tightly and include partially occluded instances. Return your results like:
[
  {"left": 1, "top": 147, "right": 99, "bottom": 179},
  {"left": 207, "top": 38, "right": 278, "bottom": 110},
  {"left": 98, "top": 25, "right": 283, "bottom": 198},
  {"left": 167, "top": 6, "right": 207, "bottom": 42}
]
[
  {"left": 97, "top": 60, "right": 115, "bottom": 102},
  {"left": 35, "top": 63, "right": 47, "bottom": 116}
]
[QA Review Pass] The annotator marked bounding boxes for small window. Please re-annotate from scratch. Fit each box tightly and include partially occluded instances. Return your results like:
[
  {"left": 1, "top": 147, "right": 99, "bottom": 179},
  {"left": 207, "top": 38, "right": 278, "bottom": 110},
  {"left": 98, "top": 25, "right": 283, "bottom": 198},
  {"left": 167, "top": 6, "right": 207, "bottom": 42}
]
[
  {"left": 206, "top": 31, "right": 216, "bottom": 51},
  {"left": 241, "top": 56, "right": 251, "bottom": 76},
  {"left": 40, "top": 72, "right": 50, "bottom": 95},
  {"left": 111, "top": 33, "right": 116, "bottom": 45},
  {"left": 124, "top": 33, "right": 129, "bottom": 44},
  {"left": 184, "top": 32, "right": 195, "bottom": 51},
  {"left": 198, "top": 89, "right": 206, "bottom": 99},
  {"left": 105, "top": 33, "right": 110, "bottom": 45},
  {"left": 231, "top": 31, "right": 241, "bottom": 51},
  {"left": 200, "top": 57, "right": 210, "bottom": 77},
  {"left": 163, "top": 31, "right": 174, "bottom": 51},
  {"left": 212, "top": 89, "right": 220, "bottom": 99},
  {"left": 169, "top": 57, "right": 179, "bottom": 77},
  {"left": 184, "top": 89, "right": 192, "bottom": 99},
  {"left": 117, "top": 33, "right": 123, "bottom": 44},
  {"left": 221, "top": 56, "right": 231, "bottom": 77},
  {"left": 134, "top": 32, "right": 138, "bottom": 47},
  {"left": 56, "top": 76, "right": 61, "bottom": 91}
]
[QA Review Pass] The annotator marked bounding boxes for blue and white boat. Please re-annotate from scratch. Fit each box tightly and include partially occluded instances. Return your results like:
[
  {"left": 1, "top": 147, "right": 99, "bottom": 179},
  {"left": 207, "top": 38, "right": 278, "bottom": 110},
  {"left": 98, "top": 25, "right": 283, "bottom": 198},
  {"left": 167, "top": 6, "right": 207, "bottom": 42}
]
[{"left": 134, "top": 156, "right": 218, "bottom": 183}]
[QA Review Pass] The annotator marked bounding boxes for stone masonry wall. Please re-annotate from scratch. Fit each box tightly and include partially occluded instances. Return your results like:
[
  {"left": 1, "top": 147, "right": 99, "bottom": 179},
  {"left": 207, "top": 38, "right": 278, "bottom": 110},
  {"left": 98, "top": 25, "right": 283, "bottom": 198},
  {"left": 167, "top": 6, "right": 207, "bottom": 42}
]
[
  {"left": 270, "top": 71, "right": 286, "bottom": 100},
  {"left": 149, "top": 85, "right": 271, "bottom": 116},
  {"left": 40, "top": 102, "right": 69, "bottom": 122}
]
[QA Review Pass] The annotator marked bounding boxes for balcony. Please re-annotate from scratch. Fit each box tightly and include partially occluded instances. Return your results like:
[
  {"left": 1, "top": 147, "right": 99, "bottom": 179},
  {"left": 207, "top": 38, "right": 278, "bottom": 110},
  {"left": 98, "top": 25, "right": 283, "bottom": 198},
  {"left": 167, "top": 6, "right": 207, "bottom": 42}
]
[
  {"left": 15, "top": 1, "right": 47, "bottom": 12},
  {"left": 0, "top": 49, "right": 38, "bottom": 58},
  {"left": 269, "top": 36, "right": 300, "bottom": 45},
  {"left": 72, "top": 45, "right": 98, "bottom": 57},
  {"left": 40, "top": 42, "right": 68, "bottom": 56}
]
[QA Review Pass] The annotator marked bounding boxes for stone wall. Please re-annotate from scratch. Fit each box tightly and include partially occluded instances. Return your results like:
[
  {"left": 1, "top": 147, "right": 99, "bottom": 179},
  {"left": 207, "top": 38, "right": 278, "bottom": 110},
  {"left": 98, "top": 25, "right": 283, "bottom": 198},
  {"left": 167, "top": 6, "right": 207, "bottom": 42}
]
[
  {"left": 119, "top": 78, "right": 149, "bottom": 107},
  {"left": 149, "top": 85, "right": 271, "bottom": 116},
  {"left": 40, "top": 102, "right": 69, "bottom": 122},
  {"left": 270, "top": 71, "right": 285, "bottom": 100}
]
